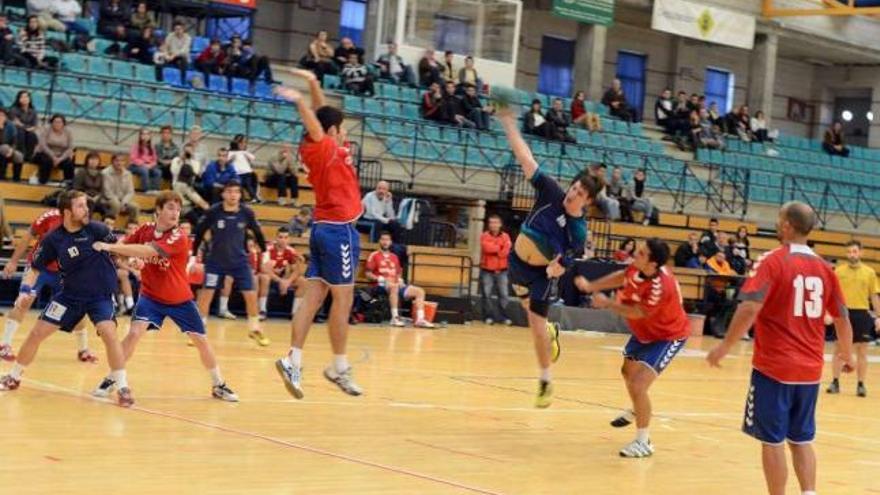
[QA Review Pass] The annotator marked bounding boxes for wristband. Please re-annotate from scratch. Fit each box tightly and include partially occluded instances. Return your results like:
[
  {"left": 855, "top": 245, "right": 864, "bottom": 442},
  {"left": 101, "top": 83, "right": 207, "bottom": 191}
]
[
  {"left": 18, "top": 283, "right": 35, "bottom": 296},
  {"left": 558, "top": 255, "right": 574, "bottom": 269},
  {"left": 378, "top": 276, "right": 386, "bottom": 286}
]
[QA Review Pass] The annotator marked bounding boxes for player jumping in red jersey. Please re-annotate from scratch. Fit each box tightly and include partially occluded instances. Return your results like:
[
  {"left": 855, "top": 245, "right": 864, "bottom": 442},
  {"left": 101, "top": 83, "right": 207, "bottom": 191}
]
[
  {"left": 577, "top": 238, "right": 690, "bottom": 458},
  {"left": 708, "top": 201, "right": 855, "bottom": 495}
]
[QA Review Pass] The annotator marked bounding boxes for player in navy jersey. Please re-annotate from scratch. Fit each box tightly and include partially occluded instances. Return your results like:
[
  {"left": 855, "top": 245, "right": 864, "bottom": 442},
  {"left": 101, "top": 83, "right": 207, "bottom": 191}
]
[
  {"left": 192, "top": 180, "right": 269, "bottom": 346},
  {"left": 0, "top": 191, "right": 134, "bottom": 407},
  {"left": 497, "top": 106, "right": 602, "bottom": 408}
]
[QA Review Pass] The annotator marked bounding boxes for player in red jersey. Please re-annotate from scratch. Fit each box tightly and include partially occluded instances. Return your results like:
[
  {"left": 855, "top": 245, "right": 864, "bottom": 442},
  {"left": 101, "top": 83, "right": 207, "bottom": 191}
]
[
  {"left": 365, "top": 232, "right": 435, "bottom": 328},
  {"left": 257, "top": 227, "right": 303, "bottom": 320},
  {"left": 577, "top": 238, "right": 690, "bottom": 458},
  {"left": 0, "top": 208, "right": 96, "bottom": 363},
  {"left": 90, "top": 192, "right": 238, "bottom": 401},
  {"left": 708, "top": 202, "right": 854, "bottom": 495},
  {"left": 274, "top": 68, "right": 365, "bottom": 399}
]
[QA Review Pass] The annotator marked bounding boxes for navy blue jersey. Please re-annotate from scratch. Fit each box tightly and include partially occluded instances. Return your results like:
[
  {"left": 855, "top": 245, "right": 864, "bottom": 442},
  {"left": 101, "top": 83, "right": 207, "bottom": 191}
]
[
  {"left": 519, "top": 170, "right": 587, "bottom": 265},
  {"left": 33, "top": 221, "right": 119, "bottom": 301},
  {"left": 192, "top": 203, "right": 266, "bottom": 269}
]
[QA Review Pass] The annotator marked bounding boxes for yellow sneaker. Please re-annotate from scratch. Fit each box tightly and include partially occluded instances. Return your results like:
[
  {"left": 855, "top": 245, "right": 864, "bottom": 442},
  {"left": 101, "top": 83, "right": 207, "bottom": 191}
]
[
  {"left": 535, "top": 380, "right": 553, "bottom": 408},
  {"left": 547, "top": 321, "right": 561, "bottom": 363},
  {"left": 248, "top": 330, "right": 271, "bottom": 347}
]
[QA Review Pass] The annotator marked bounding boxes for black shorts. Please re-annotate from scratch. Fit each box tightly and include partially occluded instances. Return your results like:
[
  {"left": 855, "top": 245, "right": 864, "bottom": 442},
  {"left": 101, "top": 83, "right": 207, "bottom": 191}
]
[{"left": 849, "top": 309, "right": 877, "bottom": 343}]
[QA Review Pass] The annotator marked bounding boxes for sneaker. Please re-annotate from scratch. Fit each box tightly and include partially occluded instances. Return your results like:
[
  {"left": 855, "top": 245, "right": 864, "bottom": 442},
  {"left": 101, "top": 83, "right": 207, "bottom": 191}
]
[
  {"left": 619, "top": 439, "right": 654, "bottom": 458},
  {"left": 611, "top": 409, "right": 635, "bottom": 428},
  {"left": 0, "top": 344, "right": 16, "bottom": 362},
  {"left": 857, "top": 383, "right": 867, "bottom": 397},
  {"left": 503, "top": 319, "right": 513, "bottom": 326},
  {"left": 323, "top": 366, "right": 363, "bottom": 396},
  {"left": 248, "top": 330, "right": 271, "bottom": 346},
  {"left": 116, "top": 387, "right": 135, "bottom": 408},
  {"left": 0, "top": 374, "right": 20, "bottom": 391},
  {"left": 826, "top": 380, "right": 840, "bottom": 394},
  {"left": 92, "top": 377, "right": 116, "bottom": 398},
  {"left": 390, "top": 316, "right": 406, "bottom": 327},
  {"left": 275, "top": 359, "right": 304, "bottom": 399},
  {"left": 277, "top": 197, "right": 287, "bottom": 206},
  {"left": 218, "top": 310, "right": 237, "bottom": 320},
  {"left": 547, "top": 321, "right": 561, "bottom": 363},
  {"left": 212, "top": 383, "right": 239, "bottom": 402},
  {"left": 77, "top": 349, "right": 99, "bottom": 364},
  {"left": 259, "top": 311, "right": 268, "bottom": 321},
  {"left": 484, "top": 318, "right": 494, "bottom": 326},
  {"left": 414, "top": 319, "right": 435, "bottom": 329},
  {"left": 535, "top": 380, "right": 553, "bottom": 408}
]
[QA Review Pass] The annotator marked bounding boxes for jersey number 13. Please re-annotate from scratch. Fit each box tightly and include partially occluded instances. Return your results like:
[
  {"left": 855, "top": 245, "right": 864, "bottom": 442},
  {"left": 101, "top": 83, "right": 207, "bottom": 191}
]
[{"left": 793, "top": 275, "right": 823, "bottom": 318}]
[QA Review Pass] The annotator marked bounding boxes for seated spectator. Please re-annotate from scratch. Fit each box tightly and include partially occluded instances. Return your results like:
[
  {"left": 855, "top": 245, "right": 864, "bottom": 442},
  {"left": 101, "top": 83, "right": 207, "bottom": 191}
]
[
  {"left": 0, "top": 109, "right": 23, "bottom": 182},
  {"left": 674, "top": 232, "right": 704, "bottom": 268},
  {"left": 458, "top": 56, "right": 482, "bottom": 92},
  {"left": 666, "top": 90, "right": 691, "bottom": 139},
  {"left": 334, "top": 36, "right": 363, "bottom": 66},
  {"left": 570, "top": 90, "right": 601, "bottom": 132},
  {"left": 301, "top": 30, "right": 336, "bottom": 83},
  {"left": 98, "top": 0, "right": 129, "bottom": 38},
  {"left": 601, "top": 78, "right": 637, "bottom": 123},
  {"left": 256, "top": 227, "right": 302, "bottom": 319},
  {"left": 750, "top": 110, "right": 770, "bottom": 143},
  {"left": 823, "top": 121, "right": 849, "bottom": 157},
  {"left": 195, "top": 38, "right": 227, "bottom": 79},
  {"left": 689, "top": 93, "right": 701, "bottom": 111},
  {"left": 288, "top": 205, "right": 312, "bottom": 237},
  {"left": 732, "top": 225, "right": 751, "bottom": 272},
  {"left": 366, "top": 232, "right": 435, "bottom": 328},
  {"left": 229, "top": 134, "right": 259, "bottom": 202},
  {"left": 613, "top": 238, "right": 636, "bottom": 264},
  {"left": 706, "top": 250, "right": 736, "bottom": 276},
  {"left": 10, "top": 90, "right": 38, "bottom": 161},
  {"left": 0, "top": 15, "right": 28, "bottom": 67},
  {"left": 479, "top": 214, "right": 513, "bottom": 325},
  {"left": 693, "top": 108, "right": 725, "bottom": 150},
  {"left": 441, "top": 50, "right": 456, "bottom": 83},
  {"left": 683, "top": 110, "right": 700, "bottom": 150},
  {"left": 460, "top": 83, "right": 492, "bottom": 131},
  {"left": 156, "top": 21, "right": 191, "bottom": 81},
  {"left": 627, "top": 168, "right": 656, "bottom": 225},
  {"left": 523, "top": 99, "right": 551, "bottom": 138},
  {"left": 33, "top": 114, "right": 74, "bottom": 185},
  {"left": 18, "top": 15, "right": 53, "bottom": 70},
  {"left": 185, "top": 125, "right": 208, "bottom": 171},
  {"left": 74, "top": 151, "right": 109, "bottom": 218},
  {"left": 104, "top": 23, "right": 131, "bottom": 57},
  {"left": 172, "top": 156, "right": 210, "bottom": 225},
  {"left": 27, "top": 0, "right": 64, "bottom": 32},
  {"left": 654, "top": 88, "right": 674, "bottom": 133},
  {"left": 421, "top": 82, "right": 444, "bottom": 122},
  {"left": 130, "top": 1, "right": 156, "bottom": 32},
  {"left": 725, "top": 237, "right": 747, "bottom": 275},
  {"left": 440, "top": 81, "right": 475, "bottom": 128},
  {"left": 725, "top": 105, "right": 753, "bottom": 141},
  {"left": 341, "top": 52, "right": 375, "bottom": 97},
  {"left": 227, "top": 38, "right": 274, "bottom": 83},
  {"left": 201, "top": 147, "right": 237, "bottom": 203},
  {"left": 699, "top": 218, "right": 721, "bottom": 258},
  {"left": 375, "top": 42, "right": 416, "bottom": 86},
  {"left": 155, "top": 125, "right": 179, "bottom": 181},
  {"left": 124, "top": 26, "right": 156, "bottom": 65},
  {"left": 606, "top": 166, "right": 631, "bottom": 222},
  {"left": 418, "top": 48, "right": 442, "bottom": 87},
  {"left": 129, "top": 128, "right": 160, "bottom": 192},
  {"left": 545, "top": 98, "right": 575, "bottom": 143},
  {"left": 265, "top": 144, "right": 299, "bottom": 206},
  {"left": 707, "top": 101, "right": 723, "bottom": 127},
  {"left": 591, "top": 163, "right": 620, "bottom": 220},
  {"left": 170, "top": 142, "right": 201, "bottom": 184},
  {"left": 362, "top": 180, "right": 399, "bottom": 241},
  {"left": 102, "top": 154, "right": 140, "bottom": 221}
]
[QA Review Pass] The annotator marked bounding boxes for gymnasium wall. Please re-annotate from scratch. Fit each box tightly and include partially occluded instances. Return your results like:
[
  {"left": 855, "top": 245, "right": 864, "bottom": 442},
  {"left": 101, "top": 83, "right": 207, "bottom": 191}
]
[{"left": 252, "top": 0, "right": 343, "bottom": 65}]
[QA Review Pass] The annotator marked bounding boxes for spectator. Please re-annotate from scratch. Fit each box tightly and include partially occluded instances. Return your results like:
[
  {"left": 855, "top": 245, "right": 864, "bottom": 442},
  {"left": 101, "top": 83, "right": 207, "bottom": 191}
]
[
  {"left": 124, "top": 25, "right": 156, "bottom": 65},
  {"left": 693, "top": 108, "right": 725, "bottom": 150},
  {"left": 302, "top": 30, "right": 335, "bottom": 82},
  {"left": 0, "top": 108, "right": 23, "bottom": 182},
  {"left": 606, "top": 166, "right": 631, "bottom": 222},
  {"left": 479, "top": 214, "right": 513, "bottom": 325},
  {"left": 460, "top": 83, "right": 492, "bottom": 131},
  {"left": 98, "top": 0, "right": 129, "bottom": 37},
  {"left": 750, "top": 110, "right": 776, "bottom": 143},
  {"left": 688, "top": 93, "right": 701, "bottom": 112},
  {"left": 725, "top": 105, "right": 753, "bottom": 141},
  {"left": 457, "top": 55, "right": 482, "bottom": 92},
  {"left": 129, "top": 128, "right": 160, "bottom": 192},
  {"left": 265, "top": 143, "right": 299, "bottom": 206},
  {"left": 156, "top": 20, "right": 191, "bottom": 81},
  {"left": 102, "top": 153, "right": 140, "bottom": 221},
  {"left": 375, "top": 42, "right": 416, "bottom": 86},
  {"left": 365, "top": 232, "right": 435, "bottom": 328},
  {"left": 699, "top": 218, "right": 721, "bottom": 258},
  {"left": 170, "top": 142, "right": 201, "bottom": 184},
  {"left": 420, "top": 82, "right": 444, "bottom": 122},
  {"left": 104, "top": 23, "right": 130, "bottom": 57},
  {"left": 591, "top": 164, "right": 620, "bottom": 220},
  {"left": 74, "top": 151, "right": 109, "bottom": 218},
  {"left": 9, "top": 90, "right": 39, "bottom": 160},
  {"left": 706, "top": 250, "right": 736, "bottom": 276},
  {"left": 228, "top": 134, "right": 259, "bottom": 202},
  {"left": 185, "top": 125, "right": 208, "bottom": 171},
  {"left": 361, "top": 180, "right": 398, "bottom": 241},
  {"left": 288, "top": 205, "right": 312, "bottom": 237},
  {"left": 667, "top": 90, "right": 691, "bottom": 139},
  {"left": 154, "top": 125, "right": 179, "bottom": 181},
  {"left": 418, "top": 48, "right": 442, "bottom": 87},
  {"left": 729, "top": 225, "right": 751, "bottom": 275},
  {"left": 570, "top": 90, "right": 601, "bottom": 132},
  {"left": 614, "top": 238, "right": 636, "bottom": 264},
  {"left": 195, "top": 38, "right": 227, "bottom": 79},
  {"left": 627, "top": 168, "right": 657, "bottom": 225},
  {"left": 441, "top": 50, "right": 456, "bottom": 83},
  {"left": 172, "top": 155, "right": 210, "bottom": 225},
  {"left": 18, "top": 15, "right": 52, "bottom": 69},
  {"left": 201, "top": 147, "right": 236, "bottom": 203},
  {"left": 440, "top": 81, "right": 475, "bottom": 128},
  {"left": 674, "top": 232, "right": 703, "bottom": 268},
  {"left": 129, "top": 1, "right": 156, "bottom": 31},
  {"left": 333, "top": 36, "right": 363, "bottom": 66},
  {"left": 33, "top": 114, "right": 74, "bottom": 185},
  {"left": 229, "top": 39, "right": 274, "bottom": 83},
  {"left": 545, "top": 98, "right": 575, "bottom": 143},
  {"left": 601, "top": 78, "right": 637, "bottom": 122},
  {"left": 823, "top": 121, "right": 850, "bottom": 157},
  {"left": 54, "top": 0, "right": 90, "bottom": 36},
  {"left": 26, "top": 0, "right": 64, "bottom": 32},
  {"left": 683, "top": 110, "right": 701, "bottom": 151},
  {"left": 707, "top": 101, "right": 723, "bottom": 127},
  {"left": 0, "top": 15, "right": 28, "bottom": 67},
  {"left": 341, "top": 52, "right": 375, "bottom": 96},
  {"left": 523, "top": 99, "right": 550, "bottom": 138},
  {"left": 654, "top": 88, "right": 674, "bottom": 133}
]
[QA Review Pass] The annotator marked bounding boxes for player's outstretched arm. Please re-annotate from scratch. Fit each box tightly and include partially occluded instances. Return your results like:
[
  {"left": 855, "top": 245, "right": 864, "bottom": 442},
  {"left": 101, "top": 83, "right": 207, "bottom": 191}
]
[
  {"left": 497, "top": 108, "right": 538, "bottom": 180},
  {"left": 575, "top": 270, "right": 626, "bottom": 294},
  {"left": 707, "top": 299, "right": 762, "bottom": 367},
  {"left": 591, "top": 292, "right": 645, "bottom": 318},
  {"left": 1, "top": 230, "right": 33, "bottom": 279},
  {"left": 276, "top": 86, "right": 324, "bottom": 143},
  {"left": 286, "top": 68, "right": 325, "bottom": 109},
  {"left": 93, "top": 242, "right": 160, "bottom": 259}
]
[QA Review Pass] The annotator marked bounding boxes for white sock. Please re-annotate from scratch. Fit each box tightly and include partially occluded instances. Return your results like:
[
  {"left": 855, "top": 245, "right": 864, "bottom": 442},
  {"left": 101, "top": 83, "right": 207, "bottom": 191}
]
[
  {"left": 76, "top": 329, "right": 88, "bottom": 351},
  {"left": 291, "top": 298, "right": 302, "bottom": 316},
  {"left": 391, "top": 307, "right": 399, "bottom": 318},
  {"left": 9, "top": 363, "right": 24, "bottom": 380},
  {"left": 284, "top": 346, "right": 302, "bottom": 368},
  {"left": 124, "top": 296, "right": 134, "bottom": 309},
  {"left": 208, "top": 366, "right": 223, "bottom": 386},
  {"left": 540, "top": 367, "right": 551, "bottom": 382},
  {"left": 248, "top": 315, "right": 260, "bottom": 332},
  {"left": 201, "top": 316, "right": 208, "bottom": 326},
  {"left": 3, "top": 319, "right": 19, "bottom": 346},
  {"left": 110, "top": 369, "right": 128, "bottom": 389},
  {"left": 621, "top": 409, "right": 636, "bottom": 422},
  {"left": 416, "top": 308, "right": 425, "bottom": 321},
  {"left": 219, "top": 297, "right": 229, "bottom": 313},
  {"left": 636, "top": 428, "right": 649, "bottom": 443},
  {"left": 802, "top": 491, "right": 816, "bottom": 495},
  {"left": 259, "top": 297, "right": 267, "bottom": 312},
  {"left": 334, "top": 354, "right": 350, "bottom": 373},
  {"left": 116, "top": 293, "right": 124, "bottom": 308}
]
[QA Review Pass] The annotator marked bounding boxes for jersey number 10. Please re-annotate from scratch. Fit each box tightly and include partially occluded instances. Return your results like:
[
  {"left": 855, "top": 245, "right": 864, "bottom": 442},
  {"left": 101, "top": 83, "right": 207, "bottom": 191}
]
[{"left": 793, "top": 275, "right": 823, "bottom": 318}]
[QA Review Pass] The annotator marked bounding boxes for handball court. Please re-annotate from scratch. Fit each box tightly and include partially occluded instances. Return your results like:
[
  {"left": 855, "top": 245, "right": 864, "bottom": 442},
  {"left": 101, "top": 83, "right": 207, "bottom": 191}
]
[{"left": 0, "top": 314, "right": 877, "bottom": 495}]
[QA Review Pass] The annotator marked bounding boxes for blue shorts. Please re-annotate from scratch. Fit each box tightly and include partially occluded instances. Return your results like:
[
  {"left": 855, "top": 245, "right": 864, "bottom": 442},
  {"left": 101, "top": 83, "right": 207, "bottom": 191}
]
[
  {"left": 306, "top": 223, "right": 360, "bottom": 285},
  {"left": 623, "top": 336, "right": 687, "bottom": 374},
  {"left": 371, "top": 284, "right": 409, "bottom": 300},
  {"left": 39, "top": 292, "right": 116, "bottom": 332},
  {"left": 203, "top": 260, "right": 254, "bottom": 291},
  {"left": 33, "top": 270, "right": 61, "bottom": 295},
  {"left": 508, "top": 253, "right": 555, "bottom": 303},
  {"left": 133, "top": 294, "right": 206, "bottom": 335},
  {"left": 743, "top": 369, "right": 819, "bottom": 445}
]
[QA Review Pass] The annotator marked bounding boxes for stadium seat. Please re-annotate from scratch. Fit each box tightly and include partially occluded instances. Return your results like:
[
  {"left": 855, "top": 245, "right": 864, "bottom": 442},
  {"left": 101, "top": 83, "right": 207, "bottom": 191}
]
[
  {"left": 162, "top": 67, "right": 183, "bottom": 86},
  {"left": 191, "top": 36, "right": 210, "bottom": 55},
  {"left": 254, "top": 81, "right": 274, "bottom": 99},
  {"left": 208, "top": 74, "right": 228, "bottom": 92}
]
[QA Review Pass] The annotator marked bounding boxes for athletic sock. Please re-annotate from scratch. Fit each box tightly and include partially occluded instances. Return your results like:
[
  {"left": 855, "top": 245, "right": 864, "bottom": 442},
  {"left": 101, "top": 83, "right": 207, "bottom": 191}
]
[
  {"left": 110, "top": 369, "right": 128, "bottom": 389},
  {"left": 416, "top": 308, "right": 425, "bottom": 321},
  {"left": 219, "top": 297, "right": 229, "bottom": 314},
  {"left": 124, "top": 296, "right": 134, "bottom": 310},
  {"left": 636, "top": 428, "right": 650, "bottom": 444},
  {"left": 248, "top": 316, "right": 260, "bottom": 332},
  {"left": 620, "top": 410, "right": 636, "bottom": 422},
  {"left": 76, "top": 329, "right": 88, "bottom": 351},
  {"left": 391, "top": 307, "right": 399, "bottom": 318},
  {"left": 291, "top": 298, "right": 302, "bottom": 316},
  {"left": 201, "top": 316, "right": 208, "bottom": 326},
  {"left": 259, "top": 297, "right": 267, "bottom": 312},
  {"left": 208, "top": 367, "right": 223, "bottom": 386},
  {"left": 284, "top": 346, "right": 302, "bottom": 368},
  {"left": 334, "top": 354, "right": 350, "bottom": 373},
  {"left": 3, "top": 319, "right": 19, "bottom": 346},
  {"left": 9, "top": 363, "right": 24, "bottom": 380},
  {"left": 802, "top": 491, "right": 816, "bottom": 495},
  {"left": 540, "top": 367, "right": 551, "bottom": 382}
]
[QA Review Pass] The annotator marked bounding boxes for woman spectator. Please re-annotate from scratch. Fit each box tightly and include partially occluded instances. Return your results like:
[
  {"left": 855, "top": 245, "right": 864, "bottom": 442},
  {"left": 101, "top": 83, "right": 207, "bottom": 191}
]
[
  {"left": 265, "top": 143, "right": 299, "bottom": 206},
  {"left": 154, "top": 125, "right": 179, "bottom": 181},
  {"left": 0, "top": 108, "right": 23, "bottom": 182},
  {"left": 523, "top": 99, "right": 551, "bottom": 138},
  {"left": 613, "top": 238, "right": 636, "bottom": 264},
  {"left": 33, "top": 114, "right": 74, "bottom": 185},
  {"left": 228, "top": 134, "right": 259, "bottom": 202},
  {"left": 728, "top": 226, "right": 751, "bottom": 275},
  {"left": 124, "top": 26, "right": 156, "bottom": 65},
  {"left": 129, "top": 128, "right": 161, "bottom": 192},
  {"left": 571, "top": 91, "right": 601, "bottom": 132},
  {"left": 74, "top": 152, "right": 109, "bottom": 218},
  {"left": 170, "top": 142, "right": 201, "bottom": 184},
  {"left": 750, "top": 110, "right": 770, "bottom": 143},
  {"left": 18, "top": 15, "right": 50, "bottom": 69},
  {"left": 130, "top": 1, "right": 156, "bottom": 32},
  {"left": 302, "top": 30, "right": 336, "bottom": 82},
  {"left": 9, "top": 90, "right": 39, "bottom": 161}
]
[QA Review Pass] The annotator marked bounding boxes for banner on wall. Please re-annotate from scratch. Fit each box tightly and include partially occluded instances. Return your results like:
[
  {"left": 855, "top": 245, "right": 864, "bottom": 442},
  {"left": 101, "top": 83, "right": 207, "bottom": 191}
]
[
  {"left": 552, "top": 0, "right": 614, "bottom": 26},
  {"left": 651, "top": 0, "right": 755, "bottom": 50},
  {"left": 214, "top": 0, "right": 257, "bottom": 9}
]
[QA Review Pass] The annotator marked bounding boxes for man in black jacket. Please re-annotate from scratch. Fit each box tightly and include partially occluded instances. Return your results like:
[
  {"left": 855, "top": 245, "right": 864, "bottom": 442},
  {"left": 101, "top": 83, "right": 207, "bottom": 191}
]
[
  {"left": 699, "top": 218, "right": 721, "bottom": 258},
  {"left": 460, "top": 84, "right": 492, "bottom": 130},
  {"left": 545, "top": 98, "right": 575, "bottom": 143},
  {"left": 440, "top": 81, "right": 475, "bottom": 128}
]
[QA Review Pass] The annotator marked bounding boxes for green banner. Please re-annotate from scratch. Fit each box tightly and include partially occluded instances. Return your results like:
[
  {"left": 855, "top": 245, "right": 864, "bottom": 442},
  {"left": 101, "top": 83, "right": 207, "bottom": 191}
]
[{"left": 552, "top": 0, "right": 614, "bottom": 26}]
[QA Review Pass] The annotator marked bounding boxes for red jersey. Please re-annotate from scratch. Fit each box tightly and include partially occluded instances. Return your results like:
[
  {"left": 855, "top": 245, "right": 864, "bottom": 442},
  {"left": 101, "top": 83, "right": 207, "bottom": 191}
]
[
  {"left": 125, "top": 223, "right": 193, "bottom": 305},
  {"left": 617, "top": 265, "right": 690, "bottom": 343},
  {"left": 366, "top": 250, "right": 402, "bottom": 285},
  {"left": 262, "top": 244, "right": 299, "bottom": 276},
  {"left": 299, "top": 135, "right": 363, "bottom": 223},
  {"left": 28, "top": 209, "right": 62, "bottom": 272},
  {"left": 248, "top": 250, "right": 259, "bottom": 272},
  {"left": 740, "top": 244, "right": 846, "bottom": 384}
]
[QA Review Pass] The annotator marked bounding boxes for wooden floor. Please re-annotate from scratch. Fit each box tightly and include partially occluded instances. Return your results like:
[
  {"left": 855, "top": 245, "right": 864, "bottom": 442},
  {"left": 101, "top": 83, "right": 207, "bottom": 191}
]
[{"left": 0, "top": 313, "right": 878, "bottom": 495}]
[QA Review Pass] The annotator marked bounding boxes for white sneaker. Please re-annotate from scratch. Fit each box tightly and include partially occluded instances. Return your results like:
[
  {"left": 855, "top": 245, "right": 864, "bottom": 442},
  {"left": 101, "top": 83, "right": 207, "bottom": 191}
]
[
  {"left": 277, "top": 197, "right": 287, "bottom": 206},
  {"left": 275, "top": 359, "right": 304, "bottom": 399},
  {"left": 212, "top": 383, "right": 239, "bottom": 402},
  {"left": 619, "top": 439, "right": 654, "bottom": 458},
  {"left": 390, "top": 316, "right": 406, "bottom": 327},
  {"left": 92, "top": 377, "right": 116, "bottom": 398},
  {"left": 323, "top": 366, "right": 363, "bottom": 396},
  {"left": 414, "top": 319, "right": 436, "bottom": 328},
  {"left": 218, "top": 310, "right": 237, "bottom": 320},
  {"left": 484, "top": 318, "right": 494, "bottom": 325}
]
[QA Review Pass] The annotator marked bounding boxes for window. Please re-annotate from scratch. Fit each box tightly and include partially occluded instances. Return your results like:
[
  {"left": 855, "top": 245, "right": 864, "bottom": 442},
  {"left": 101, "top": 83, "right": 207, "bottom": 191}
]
[
  {"left": 339, "top": 0, "right": 367, "bottom": 46},
  {"left": 434, "top": 14, "right": 472, "bottom": 55},
  {"left": 705, "top": 68, "right": 734, "bottom": 113},
  {"left": 537, "top": 36, "right": 575, "bottom": 97},
  {"left": 206, "top": 16, "right": 251, "bottom": 42},
  {"left": 616, "top": 51, "right": 646, "bottom": 118}
]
